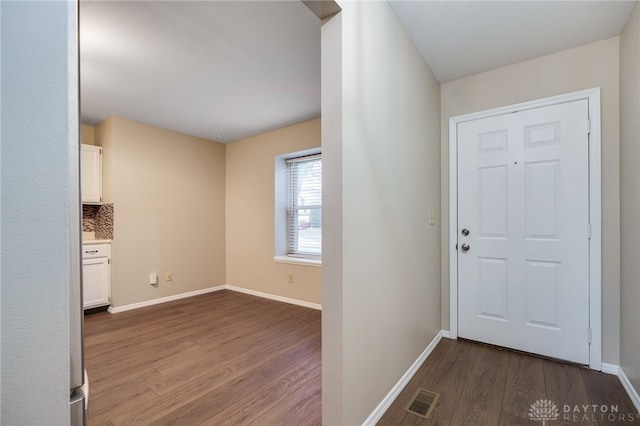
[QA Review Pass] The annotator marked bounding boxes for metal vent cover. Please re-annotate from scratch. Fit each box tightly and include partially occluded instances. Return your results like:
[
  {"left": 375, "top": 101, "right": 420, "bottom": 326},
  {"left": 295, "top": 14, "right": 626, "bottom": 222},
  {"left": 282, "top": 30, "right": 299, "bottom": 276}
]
[{"left": 404, "top": 388, "right": 440, "bottom": 419}]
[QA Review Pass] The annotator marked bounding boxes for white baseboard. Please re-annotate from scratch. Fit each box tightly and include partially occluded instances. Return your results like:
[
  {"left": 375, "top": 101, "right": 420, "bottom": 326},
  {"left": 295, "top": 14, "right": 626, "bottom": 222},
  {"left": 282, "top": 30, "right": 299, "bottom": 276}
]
[
  {"left": 441, "top": 330, "right": 451, "bottom": 339},
  {"left": 225, "top": 285, "right": 322, "bottom": 310},
  {"left": 599, "top": 363, "right": 640, "bottom": 415},
  {"left": 107, "top": 286, "right": 225, "bottom": 313},
  {"left": 602, "top": 362, "right": 620, "bottom": 375},
  {"left": 362, "top": 330, "right": 446, "bottom": 426},
  {"left": 618, "top": 366, "right": 640, "bottom": 414},
  {"left": 107, "top": 284, "right": 321, "bottom": 314}
]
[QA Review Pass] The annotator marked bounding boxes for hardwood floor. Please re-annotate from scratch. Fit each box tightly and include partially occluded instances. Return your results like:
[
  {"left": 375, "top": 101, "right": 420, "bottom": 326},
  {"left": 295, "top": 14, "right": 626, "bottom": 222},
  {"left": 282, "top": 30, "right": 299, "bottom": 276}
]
[
  {"left": 83, "top": 290, "right": 321, "bottom": 425},
  {"left": 378, "top": 338, "right": 639, "bottom": 426},
  {"left": 86, "top": 292, "right": 638, "bottom": 426}
]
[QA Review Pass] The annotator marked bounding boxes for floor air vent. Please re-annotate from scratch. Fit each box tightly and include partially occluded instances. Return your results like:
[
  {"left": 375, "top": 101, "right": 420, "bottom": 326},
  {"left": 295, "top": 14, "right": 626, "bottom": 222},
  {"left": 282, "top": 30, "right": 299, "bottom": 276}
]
[{"left": 404, "top": 388, "right": 440, "bottom": 419}]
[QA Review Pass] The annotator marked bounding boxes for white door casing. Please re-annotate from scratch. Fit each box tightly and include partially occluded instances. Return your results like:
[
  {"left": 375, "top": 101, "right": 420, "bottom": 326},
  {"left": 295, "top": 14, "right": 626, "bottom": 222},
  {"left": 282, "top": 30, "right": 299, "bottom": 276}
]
[{"left": 449, "top": 88, "right": 602, "bottom": 369}]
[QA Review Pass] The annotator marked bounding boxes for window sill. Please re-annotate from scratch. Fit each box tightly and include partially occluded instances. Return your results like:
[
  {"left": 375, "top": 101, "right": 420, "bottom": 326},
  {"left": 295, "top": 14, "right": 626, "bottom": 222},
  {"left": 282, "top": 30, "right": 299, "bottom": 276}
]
[{"left": 274, "top": 256, "right": 322, "bottom": 268}]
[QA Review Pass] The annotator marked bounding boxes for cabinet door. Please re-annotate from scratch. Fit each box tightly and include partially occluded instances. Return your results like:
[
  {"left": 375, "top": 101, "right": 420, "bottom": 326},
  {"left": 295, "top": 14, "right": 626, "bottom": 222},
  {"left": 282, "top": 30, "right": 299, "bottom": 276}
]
[
  {"left": 81, "top": 144, "right": 102, "bottom": 204},
  {"left": 83, "top": 257, "right": 110, "bottom": 309}
]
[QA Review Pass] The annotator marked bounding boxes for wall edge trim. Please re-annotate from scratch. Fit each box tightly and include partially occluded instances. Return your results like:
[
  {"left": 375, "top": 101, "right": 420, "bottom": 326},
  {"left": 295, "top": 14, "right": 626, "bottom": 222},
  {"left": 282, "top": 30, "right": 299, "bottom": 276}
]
[
  {"left": 108, "top": 284, "right": 322, "bottom": 314},
  {"left": 602, "top": 362, "right": 620, "bottom": 375},
  {"left": 107, "top": 286, "right": 226, "bottom": 313},
  {"left": 615, "top": 364, "right": 640, "bottom": 414},
  {"left": 362, "top": 330, "right": 446, "bottom": 425},
  {"left": 225, "top": 285, "right": 322, "bottom": 310}
]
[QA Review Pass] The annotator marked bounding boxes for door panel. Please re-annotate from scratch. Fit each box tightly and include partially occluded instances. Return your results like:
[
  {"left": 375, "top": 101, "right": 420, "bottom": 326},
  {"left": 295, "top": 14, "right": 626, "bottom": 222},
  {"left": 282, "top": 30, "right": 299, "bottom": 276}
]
[
  {"left": 478, "top": 166, "right": 508, "bottom": 237},
  {"left": 525, "top": 160, "right": 560, "bottom": 238},
  {"left": 457, "top": 99, "right": 590, "bottom": 364},
  {"left": 478, "top": 257, "right": 508, "bottom": 320},
  {"left": 525, "top": 260, "right": 560, "bottom": 328}
]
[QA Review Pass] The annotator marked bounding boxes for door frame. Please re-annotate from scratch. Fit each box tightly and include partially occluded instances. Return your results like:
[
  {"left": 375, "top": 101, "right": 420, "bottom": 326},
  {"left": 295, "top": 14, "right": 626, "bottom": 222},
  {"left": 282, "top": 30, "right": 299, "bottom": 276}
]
[{"left": 448, "top": 88, "right": 602, "bottom": 370}]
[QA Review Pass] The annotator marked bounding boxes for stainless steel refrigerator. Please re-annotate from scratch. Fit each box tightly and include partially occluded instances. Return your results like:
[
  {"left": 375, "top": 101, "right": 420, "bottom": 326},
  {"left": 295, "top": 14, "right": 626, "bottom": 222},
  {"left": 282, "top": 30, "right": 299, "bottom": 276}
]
[
  {"left": 69, "top": 213, "right": 87, "bottom": 426},
  {"left": 70, "top": 6, "right": 88, "bottom": 418}
]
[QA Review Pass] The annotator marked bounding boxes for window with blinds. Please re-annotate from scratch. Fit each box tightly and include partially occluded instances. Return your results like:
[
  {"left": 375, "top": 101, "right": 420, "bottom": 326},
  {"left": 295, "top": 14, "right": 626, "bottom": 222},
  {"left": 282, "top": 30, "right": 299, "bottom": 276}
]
[{"left": 287, "top": 154, "right": 321, "bottom": 257}]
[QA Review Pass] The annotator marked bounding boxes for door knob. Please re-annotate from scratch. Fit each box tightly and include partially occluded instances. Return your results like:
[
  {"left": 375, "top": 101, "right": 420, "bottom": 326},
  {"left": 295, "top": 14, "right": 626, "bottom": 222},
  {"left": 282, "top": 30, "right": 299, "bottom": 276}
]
[
  {"left": 461, "top": 228, "right": 470, "bottom": 236},
  {"left": 461, "top": 243, "right": 470, "bottom": 253}
]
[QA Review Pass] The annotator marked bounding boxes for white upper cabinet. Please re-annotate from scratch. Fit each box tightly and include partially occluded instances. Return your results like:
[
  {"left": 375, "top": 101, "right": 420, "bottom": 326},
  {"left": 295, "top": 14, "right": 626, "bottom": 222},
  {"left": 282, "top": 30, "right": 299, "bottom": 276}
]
[{"left": 81, "top": 144, "right": 102, "bottom": 204}]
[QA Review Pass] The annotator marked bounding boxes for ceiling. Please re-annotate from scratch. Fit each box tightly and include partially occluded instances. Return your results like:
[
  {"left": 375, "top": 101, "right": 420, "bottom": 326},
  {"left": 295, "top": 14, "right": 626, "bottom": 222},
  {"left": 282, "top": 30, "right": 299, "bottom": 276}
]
[
  {"left": 80, "top": 1, "right": 321, "bottom": 143},
  {"left": 388, "top": 0, "right": 636, "bottom": 83},
  {"left": 80, "top": 1, "right": 636, "bottom": 144}
]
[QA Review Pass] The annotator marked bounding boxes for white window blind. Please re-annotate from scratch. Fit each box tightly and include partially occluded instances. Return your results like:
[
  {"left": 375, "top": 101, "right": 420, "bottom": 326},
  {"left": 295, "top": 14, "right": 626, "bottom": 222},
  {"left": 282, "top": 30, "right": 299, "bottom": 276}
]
[{"left": 287, "top": 154, "right": 321, "bottom": 257}]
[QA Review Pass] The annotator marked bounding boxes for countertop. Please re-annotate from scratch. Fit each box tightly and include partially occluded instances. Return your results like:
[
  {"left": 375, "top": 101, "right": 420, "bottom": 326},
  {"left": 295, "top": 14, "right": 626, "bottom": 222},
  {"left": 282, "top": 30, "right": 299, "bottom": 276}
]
[{"left": 82, "top": 239, "right": 112, "bottom": 245}]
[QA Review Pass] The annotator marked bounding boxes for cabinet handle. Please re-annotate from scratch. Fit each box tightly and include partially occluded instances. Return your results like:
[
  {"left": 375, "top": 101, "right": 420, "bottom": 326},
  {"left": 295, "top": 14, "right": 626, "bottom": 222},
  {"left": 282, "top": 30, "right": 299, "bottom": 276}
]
[{"left": 85, "top": 250, "right": 99, "bottom": 254}]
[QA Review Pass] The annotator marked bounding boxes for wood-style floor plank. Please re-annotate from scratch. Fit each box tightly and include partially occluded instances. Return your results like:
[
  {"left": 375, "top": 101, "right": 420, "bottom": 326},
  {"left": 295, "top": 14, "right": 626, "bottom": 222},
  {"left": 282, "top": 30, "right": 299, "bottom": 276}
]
[
  {"left": 447, "top": 344, "right": 508, "bottom": 425},
  {"left": 543, "top": 361, "right": 594, "bottom": 426},
  {"left": 380, "top": 338, "right": 639, "bottom": 426},
  {"left": 87, "top": 292, "right": 638, "bottom": 425},
  {"left": 580, "top": 367, "right": 640, "bottom": 422},
  {"left": 377, "top": 339, "right": 458, "bottom": 426},
  {"left": 84, "top": 290, "right": 321, "bottom": 426},
  {"left": 498, "top": 352, "right": 545, "bottom": 425},
  {"left": 416, "top": 339, "right": 481, "bottom": 426},
  {"left": 299, "top": 407, "right": 322, "bottom": 426},
  {"left": 202, "top": 362, "right": 321, "bottom": 425},
  {"left": 252, "top": 382, "right": 322, "bottom": 425}
]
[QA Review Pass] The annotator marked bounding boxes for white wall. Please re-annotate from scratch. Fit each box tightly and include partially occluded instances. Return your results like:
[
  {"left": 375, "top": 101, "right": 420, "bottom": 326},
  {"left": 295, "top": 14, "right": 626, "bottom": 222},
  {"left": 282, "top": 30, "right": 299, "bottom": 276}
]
[
  {"left": 323, "top": 1, "right": 442, "bottom": 423},
  {"left": 0, "top": 1, "right": 77, "bottom": 424},
  {"left": 321, "top": 9, "right": 344, "bottom": 424},
  {"left": 619, "top": 0, "right": 640, "bottom": 398},
  {"left": 441, "top": 37, "right": 621, "bottom": 364}
]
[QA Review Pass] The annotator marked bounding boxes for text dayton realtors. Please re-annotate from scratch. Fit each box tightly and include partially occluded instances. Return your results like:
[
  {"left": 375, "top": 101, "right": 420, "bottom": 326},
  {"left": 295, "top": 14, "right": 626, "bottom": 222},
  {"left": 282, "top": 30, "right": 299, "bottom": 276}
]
[{"left": 562, "top": 404, "right": 638, "bottom": 423}]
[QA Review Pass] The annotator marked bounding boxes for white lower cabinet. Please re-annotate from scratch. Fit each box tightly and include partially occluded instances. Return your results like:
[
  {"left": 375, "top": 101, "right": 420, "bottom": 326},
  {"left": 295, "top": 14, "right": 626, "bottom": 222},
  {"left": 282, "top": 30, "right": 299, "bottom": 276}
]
[{"left": 82, "top": 243, "right": 110, "bottom": 309}]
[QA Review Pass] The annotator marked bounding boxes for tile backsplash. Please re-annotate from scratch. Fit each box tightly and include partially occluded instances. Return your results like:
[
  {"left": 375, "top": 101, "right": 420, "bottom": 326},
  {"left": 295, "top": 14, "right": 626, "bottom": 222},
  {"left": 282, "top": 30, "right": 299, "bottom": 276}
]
[
  {"left": 82, "top": 205, "right": 98, "bottom": 232},
  {"left": 82, "top": 203, "right": 114, "bottom": 239},
  {"left": 96, "top": 204, "right": 114, "bottom": 239}
]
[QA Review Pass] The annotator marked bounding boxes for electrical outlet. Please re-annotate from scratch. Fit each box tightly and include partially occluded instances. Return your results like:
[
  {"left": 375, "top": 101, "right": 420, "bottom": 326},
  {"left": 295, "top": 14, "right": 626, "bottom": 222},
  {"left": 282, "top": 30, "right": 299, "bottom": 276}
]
[
  {"left": 288, "top": 273, "right": 294, "bottom": 283},
  {"left": 166, "top": 272, "right": 172, "bottom": 281}
]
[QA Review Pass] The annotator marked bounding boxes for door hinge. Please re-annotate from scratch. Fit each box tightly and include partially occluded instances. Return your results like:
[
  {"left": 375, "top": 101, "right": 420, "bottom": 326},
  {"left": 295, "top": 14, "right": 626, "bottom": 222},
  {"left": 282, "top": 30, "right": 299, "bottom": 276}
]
[
  {"left": 587, "top": 223, "right": 592, "bottom": 239},
  {"left": 588, "top": 328, "right": 592, "bottom": 344},
  {"left": 455, "top": 243, "right": 458, "bottom": 251},
  {"left": 587, "top": 118, "right": 591, "bottom": 134}
]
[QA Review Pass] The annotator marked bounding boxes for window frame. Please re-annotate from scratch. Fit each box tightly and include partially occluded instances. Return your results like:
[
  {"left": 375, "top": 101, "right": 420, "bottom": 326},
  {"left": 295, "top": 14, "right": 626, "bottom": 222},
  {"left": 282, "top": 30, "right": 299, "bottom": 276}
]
[
  {"left": 286, "top": 154, "right": 322, "bottom": 259},
  {"left": 274, "top": 148, "right": 322, "bottom": 267}
]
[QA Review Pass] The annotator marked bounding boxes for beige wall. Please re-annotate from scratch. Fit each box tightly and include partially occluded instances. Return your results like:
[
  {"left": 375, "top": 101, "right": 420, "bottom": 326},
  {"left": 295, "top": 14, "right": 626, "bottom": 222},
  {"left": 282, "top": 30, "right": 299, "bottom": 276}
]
[
  {"left": 96, "top": 116, "right": 226, "bottom": 307},
  {"left": 323, "top": 1, "right": 442, "bottom": 423},
  {"left": 620, "top": 1, "right": 640, "bottom": 396},
  {"left": 81, "top": 123, "right": 96, "bottom": 145},
  {"left": 225, "top": 118, "right": 322, "bottom": 305},
  {"left": 441, "top": 37, "right": 621, "bottom": 364}
]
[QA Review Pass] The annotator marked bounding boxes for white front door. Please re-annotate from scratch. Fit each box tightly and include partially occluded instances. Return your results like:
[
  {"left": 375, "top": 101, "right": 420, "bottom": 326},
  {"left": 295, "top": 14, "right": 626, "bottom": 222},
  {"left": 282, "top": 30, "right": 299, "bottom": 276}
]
[{"left": 457, "top": 99, "right": 591, "bottom": 364}]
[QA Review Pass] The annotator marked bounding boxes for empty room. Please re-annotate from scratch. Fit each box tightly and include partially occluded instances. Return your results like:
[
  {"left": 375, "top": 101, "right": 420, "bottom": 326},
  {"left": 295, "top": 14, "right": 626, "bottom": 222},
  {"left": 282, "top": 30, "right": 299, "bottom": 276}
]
[{"left": 2, "top": 1, "right": 640, "bottom": 425}]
